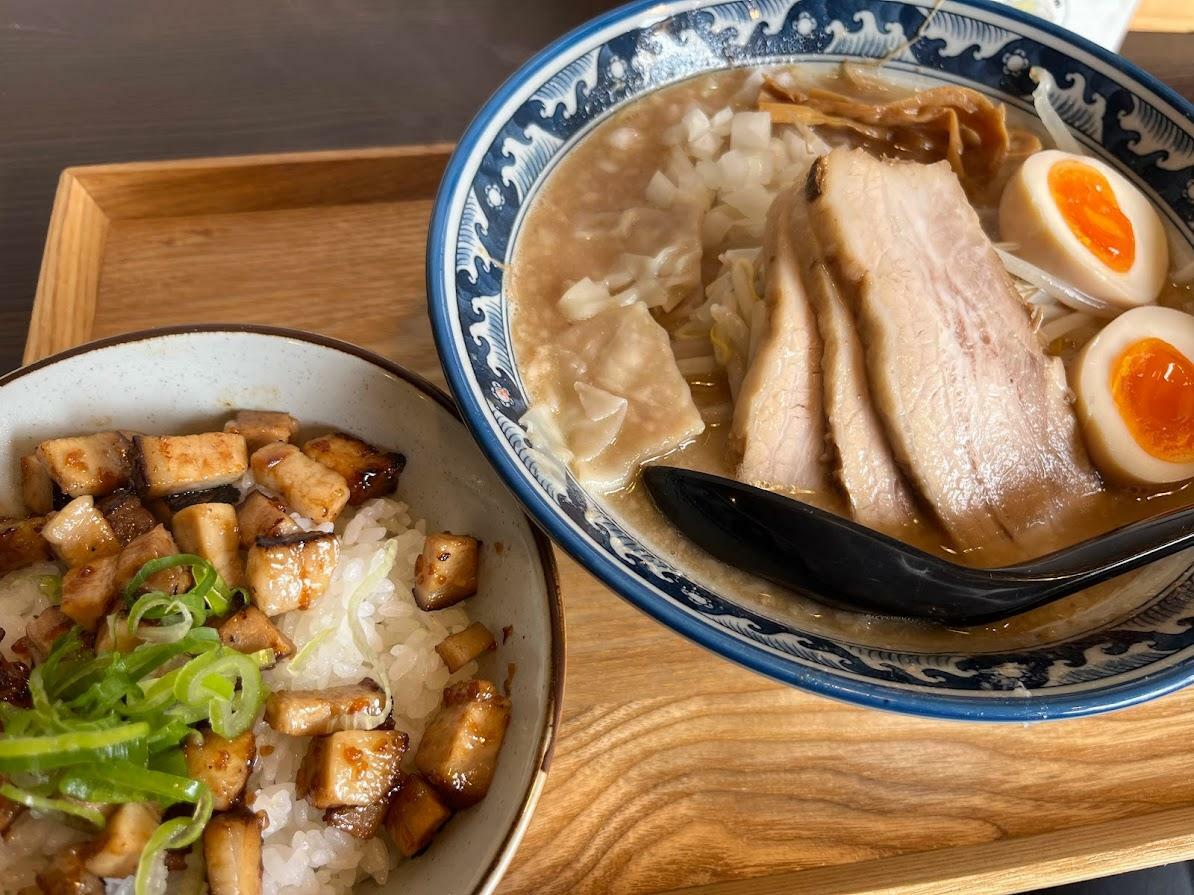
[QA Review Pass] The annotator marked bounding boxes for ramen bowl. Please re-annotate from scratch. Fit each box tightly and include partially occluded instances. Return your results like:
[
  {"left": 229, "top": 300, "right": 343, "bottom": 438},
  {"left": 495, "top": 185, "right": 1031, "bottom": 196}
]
[{"left": 428, "top": 0, "right": 1194, "bottom": 721}]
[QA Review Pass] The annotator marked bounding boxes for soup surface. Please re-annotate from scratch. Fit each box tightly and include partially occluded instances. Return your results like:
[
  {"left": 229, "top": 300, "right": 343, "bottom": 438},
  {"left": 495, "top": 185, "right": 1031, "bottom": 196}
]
[{"left": 508, "top": 65, "right": 1194, "bottom": 652}]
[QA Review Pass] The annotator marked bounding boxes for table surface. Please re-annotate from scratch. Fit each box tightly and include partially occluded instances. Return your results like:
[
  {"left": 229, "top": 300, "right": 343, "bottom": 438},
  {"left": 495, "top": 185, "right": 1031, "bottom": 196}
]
[{"left": 2, "top": 5, "right": 1193, "bottom": 895}]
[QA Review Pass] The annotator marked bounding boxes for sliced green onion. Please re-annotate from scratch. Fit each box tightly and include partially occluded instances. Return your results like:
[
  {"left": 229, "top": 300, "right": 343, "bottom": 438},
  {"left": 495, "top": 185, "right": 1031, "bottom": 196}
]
[
  {"left": 61, "top": 760, "right": 205, "bottom": 806},
  {"left": 0, "top": 782, "right": 105, "bottom": 827},
  {"left": 287, "top": 626, "right": 334, "bottom": 675},
  {"left": 0, "top": 721, "right": 149, "bottom": 773},
  {"left": 38, "top": 574, "right": 62, "bottom": 602},
  {"left": 344, "top": 538, "right": 398, "bottom": 728},
  {"left": 135, "top": 788, "right": 212, "bottom": 895}
]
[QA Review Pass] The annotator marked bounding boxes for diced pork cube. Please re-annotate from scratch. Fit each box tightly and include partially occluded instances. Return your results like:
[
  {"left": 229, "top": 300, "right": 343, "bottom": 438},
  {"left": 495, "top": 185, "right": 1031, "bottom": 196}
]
[
  {"left": 35, "top": 432, "right": 132, "bottom": 498},
  {"left": 19, "top": 455, "right": 57, "bottom": 515},
  {"left": 263, "top": 681, "right": 385, "bottom": 736},
  {"left": 218, "top": 606, "right": 295, "bottom": 660},
  {"left": 0, "top": 641, "right": 30, "bottom": 707},
  {"left": 83, "top": 802, "right": 161, "bottom": 877},
  {"left": 162, "top": 483, "right": 241, "bottom": 514},
  {"left": 132, "top": 433, "right": 248, "bottom": 499},
  {"left": 301, "top": 432, "right": 405, "bottom": 505},
  {"left": 25, "top": 608, "right": 73, "bottom": 662},
  {"left": 203, "top": 809, "right": 263, "bottom": 895},
  {"left": 0, "top": 516, "right": 51, "bottom": 574},
  {"left": 40, "top": 497, "right": 121, "bottom": 566},
  {"left": 323, "top": 801, "right": 390, "bottom": 840},
  {"left": 245, "top": 532, "right": 337, "bottom": 616},
  {"left": 250, "top": 443, "right": 349, "bottom": 523},
  {"left": 96, "top": 490, "right": 157, "bottom": 546},
  {"left": 386, "top": 774, "right": 452, "bottom": 857},
  {"left": 173, "top": 502, "right": 244, "bottom": 587},
  {"left": 114, "top": 525, "right": 190, "bottom": 595},
  {"left": 415, "top": 679, "right": 511, "bottom": 808},
  {"left": 296, "top": 729, "right": 406, "bottom": 809},
  {"left": 225, "top": 410, "right": 299, "bottom": 454},
  {"left": 60, "top": 555, "right": 119, "bottom": 630},
  {"left": 435, "top": 622, "right": 496, "bottom": 673},
  {"left": 413, "top": 533, "right": 480, "bottom": 611},
  {"left": 184, "top": 729, "right": 256, "bottom": 811},
  {"left": 236, "top": 490, "right": 299, "bottom": 548}
]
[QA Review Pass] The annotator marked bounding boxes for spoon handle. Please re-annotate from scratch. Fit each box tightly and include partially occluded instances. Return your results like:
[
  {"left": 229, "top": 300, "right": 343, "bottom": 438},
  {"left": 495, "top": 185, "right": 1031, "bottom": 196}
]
[{"left": 1010, "top": 504, "right": 1194, "bottom": 585}]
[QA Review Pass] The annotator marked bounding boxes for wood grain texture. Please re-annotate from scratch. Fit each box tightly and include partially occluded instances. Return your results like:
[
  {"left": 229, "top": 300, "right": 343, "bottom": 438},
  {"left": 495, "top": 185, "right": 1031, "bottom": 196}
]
[
  {"left": 21, "top": 148, "right": 1194, "bottom": 895},
  {"left": 1134, "top": 0, "right": 1194, "bottom": 33}
]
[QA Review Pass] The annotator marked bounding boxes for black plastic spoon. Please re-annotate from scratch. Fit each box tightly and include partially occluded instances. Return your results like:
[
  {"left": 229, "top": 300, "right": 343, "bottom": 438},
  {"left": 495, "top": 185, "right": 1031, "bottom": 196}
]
[{"left": 643, "top": 466, "right": 1194, "bottom": 626}]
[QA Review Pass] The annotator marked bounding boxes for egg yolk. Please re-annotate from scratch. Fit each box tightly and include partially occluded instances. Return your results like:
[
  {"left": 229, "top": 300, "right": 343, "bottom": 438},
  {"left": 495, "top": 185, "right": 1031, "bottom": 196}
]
[
  {"left": 1111, "top": 337, "right": 1194, "bottom": 463},
  {"left": 1048, "top": 160, "right": 1135, "bottom": 273}
]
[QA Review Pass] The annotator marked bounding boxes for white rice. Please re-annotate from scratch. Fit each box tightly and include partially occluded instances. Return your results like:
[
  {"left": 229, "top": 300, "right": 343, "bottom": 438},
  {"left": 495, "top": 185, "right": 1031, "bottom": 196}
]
[{"left": 0, "top": 496, "right": 476, "bottom": 895}]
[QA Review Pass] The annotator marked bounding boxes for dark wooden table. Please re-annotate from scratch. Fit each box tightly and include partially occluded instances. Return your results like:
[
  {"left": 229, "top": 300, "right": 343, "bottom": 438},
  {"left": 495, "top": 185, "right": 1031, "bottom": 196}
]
[{"left": 0, "top": 4, "right": 1190, "bottom": 375}]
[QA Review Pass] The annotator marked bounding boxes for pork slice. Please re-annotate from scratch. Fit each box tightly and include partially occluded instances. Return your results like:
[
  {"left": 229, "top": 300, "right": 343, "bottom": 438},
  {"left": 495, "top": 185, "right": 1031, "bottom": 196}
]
[
  {"left": 807, "top": 147, "right": 1099, "bottom": 552},
  {"left": 731, "top": 189, "right": 827, "bottom": 496},
  {"left": 794, "top": 199, "right": 917, "bottom": 533}
]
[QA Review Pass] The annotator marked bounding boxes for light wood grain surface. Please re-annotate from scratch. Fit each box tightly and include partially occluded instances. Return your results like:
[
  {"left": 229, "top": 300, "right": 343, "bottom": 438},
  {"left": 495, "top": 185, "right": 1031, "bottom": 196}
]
[{"left": 21, "top": 148, "right": 1194, "bottom": 895}]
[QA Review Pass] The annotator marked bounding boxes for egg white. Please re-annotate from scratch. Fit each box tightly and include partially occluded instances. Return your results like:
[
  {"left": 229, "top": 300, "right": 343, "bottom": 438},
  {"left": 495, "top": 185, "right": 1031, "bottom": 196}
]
[
  {"left": 1000, "top": 150, "right": 1169, "bottom": 309},
  {"left": 1072, "top": 305, "right": 1194, "bottom": 485}
]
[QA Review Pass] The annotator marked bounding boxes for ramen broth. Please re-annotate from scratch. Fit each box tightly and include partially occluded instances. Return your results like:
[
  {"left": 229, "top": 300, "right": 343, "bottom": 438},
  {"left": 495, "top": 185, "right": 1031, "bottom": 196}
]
[{"left": 507, "top": 67, "right": 1194, "bottom": 651}]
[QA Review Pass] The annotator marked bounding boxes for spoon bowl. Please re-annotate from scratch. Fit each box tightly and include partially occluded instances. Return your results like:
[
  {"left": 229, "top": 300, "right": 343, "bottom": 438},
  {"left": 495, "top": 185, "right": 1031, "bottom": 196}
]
[{"left": 644, "top": 466, "right": 1194, "bottom": 626}]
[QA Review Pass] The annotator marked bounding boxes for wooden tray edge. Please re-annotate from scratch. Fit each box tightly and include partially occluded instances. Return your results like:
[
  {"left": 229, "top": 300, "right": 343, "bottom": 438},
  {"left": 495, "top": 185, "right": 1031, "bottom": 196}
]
[
  {"left": 663, "top": 805, "right": 1194, "bottom": 895},
  {"left": 23, "top": 144, "right": 455, "bottom": 364}
]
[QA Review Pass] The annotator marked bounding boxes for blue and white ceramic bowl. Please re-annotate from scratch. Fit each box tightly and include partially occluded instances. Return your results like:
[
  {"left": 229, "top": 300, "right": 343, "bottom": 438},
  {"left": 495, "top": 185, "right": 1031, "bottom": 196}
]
[{"left": 428, "top": 0, "right": 1194, "bottom": 721}]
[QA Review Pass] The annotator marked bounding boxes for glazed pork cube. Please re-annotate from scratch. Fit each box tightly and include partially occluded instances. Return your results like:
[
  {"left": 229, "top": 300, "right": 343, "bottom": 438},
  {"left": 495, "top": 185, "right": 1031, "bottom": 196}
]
[
  {"left": 96, "top": 490, "right": 157, "bottom": 546},
  {"left": 301, "top": 432, "right": 405, "bottom": 505},
  {"left": 133, "top": 432, "right": 248, "bottom": 499},
  {"left": 264, "top": 681, "right": 386, "bottom": 736},
  {"left": 386, "top": 774, "right": 452, "bottom": 857},
  {"left": 114, "top": 525, "right": 190, "bottom": 595},
  {"left": 250, "top": 443, "right": 349, "bottom": 523},
  {"left": 25, "top": 608, "right": 73, "bottom": 662},
  {"left": 36, "top": 846, "right": 104, "bottom": 895},
  {"left": 435, "top": 622, "right": 496, "bottom": 674},
  {"left": 245, "top": 532, "right": 337, "bottom": 616},
  {"left": 0, "top": 646, "right": 30, "bottom": 707},
  {"left": 413, "top": 532, "right": 480, "bottom": 611},
  {"left": 296, "top": 729, "right": 406, "bottom": 809},
  {"left": 415, "top": 679, "right": 511, "bottom": 808},
  {"left": 19, "top": 455, "right": 58, "bottom": 514},
  {"left": 36, "top": 432, "right": 132, "bottom": 498},
  {"left": 173, "top": 502, "right": 244, "bottom": 587},
  {"left": 40, "top": 497, "right": 121, "bottom": 566},
  {"left": 218, "top": 606, "right": 295, "bottom": 661},
  {"left": 236, "top": 489, "right": 299, "bottom": 548},
  {"left": 60, "top": 555, "right": 120, "bottom": 630},
  {"left": 324, "top": 801, "right": 391, "bottom": 840},
  {"left": 84, "top": 802, "right": 161, "bottom": 877},
  {"left": 162, "top": 483, "right": 241, "bottom": 514},
  {"left": 184, "top": 729, "right": 256, "bottom": 811},
  {"left": 203, "top": 809, "right": 263, "bottom": 895},
  {"left": 0, "top": 516, "right": 51, "bottom": 574},
  {"left": 95, "top": 613, "right": 142, "bottom": 655},
  {"left": 225, "top": 410, "right": 299, "bottom": 453}
]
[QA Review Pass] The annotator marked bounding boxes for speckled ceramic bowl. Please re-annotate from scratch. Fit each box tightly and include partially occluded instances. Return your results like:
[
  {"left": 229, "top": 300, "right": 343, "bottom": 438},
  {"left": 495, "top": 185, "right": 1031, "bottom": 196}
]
[
  {"left": 0, "top": 325, "right": 564, "bottom": 895},
  {"left": 428, "top": 0, "right": 1194, "bottom": 721}
]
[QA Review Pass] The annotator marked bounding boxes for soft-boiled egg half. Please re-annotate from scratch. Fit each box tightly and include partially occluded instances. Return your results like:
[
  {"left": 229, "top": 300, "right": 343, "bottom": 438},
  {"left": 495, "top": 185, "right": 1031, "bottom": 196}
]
[
  {"left": 1000, "top": 149, "right": 1169, "bottom": 309},
  {"left": 1072, "top": 305, "right": 1194, "bottom": 485}
]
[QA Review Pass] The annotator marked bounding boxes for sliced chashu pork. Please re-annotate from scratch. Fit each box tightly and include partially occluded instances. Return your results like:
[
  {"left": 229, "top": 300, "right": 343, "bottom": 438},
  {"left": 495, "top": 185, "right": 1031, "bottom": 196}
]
[
  {"left": 731, "top": 189, "right": 828, "bottom": 497},
  {"left": 797, "top": 223, "right": 918, "bottom": 532},
  {"left": 806, "top": 147, "right": 1099, "bottom": 551}
]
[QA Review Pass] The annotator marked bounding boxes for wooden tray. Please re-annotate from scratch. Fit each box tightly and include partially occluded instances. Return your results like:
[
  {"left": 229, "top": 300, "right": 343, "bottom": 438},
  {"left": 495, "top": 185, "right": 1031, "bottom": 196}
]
[{"left": 24, "top": 147, "right": 1194, "bottom": 895}]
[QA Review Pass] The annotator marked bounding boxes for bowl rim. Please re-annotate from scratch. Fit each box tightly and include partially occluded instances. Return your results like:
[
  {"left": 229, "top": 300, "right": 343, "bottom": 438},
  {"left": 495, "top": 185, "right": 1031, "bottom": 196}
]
[
  {"left": 427, "top": 0, "right": 1194, "bottom": 722},
  {"left": 0, "top": 323, "right": 566, "bottom": 893}
]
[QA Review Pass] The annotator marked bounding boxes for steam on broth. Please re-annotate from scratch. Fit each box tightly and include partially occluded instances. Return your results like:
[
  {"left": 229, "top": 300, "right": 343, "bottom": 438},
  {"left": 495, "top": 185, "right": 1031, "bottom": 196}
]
[{"left": 508, "top": 64, "right": 1194, "bottom": 647}]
